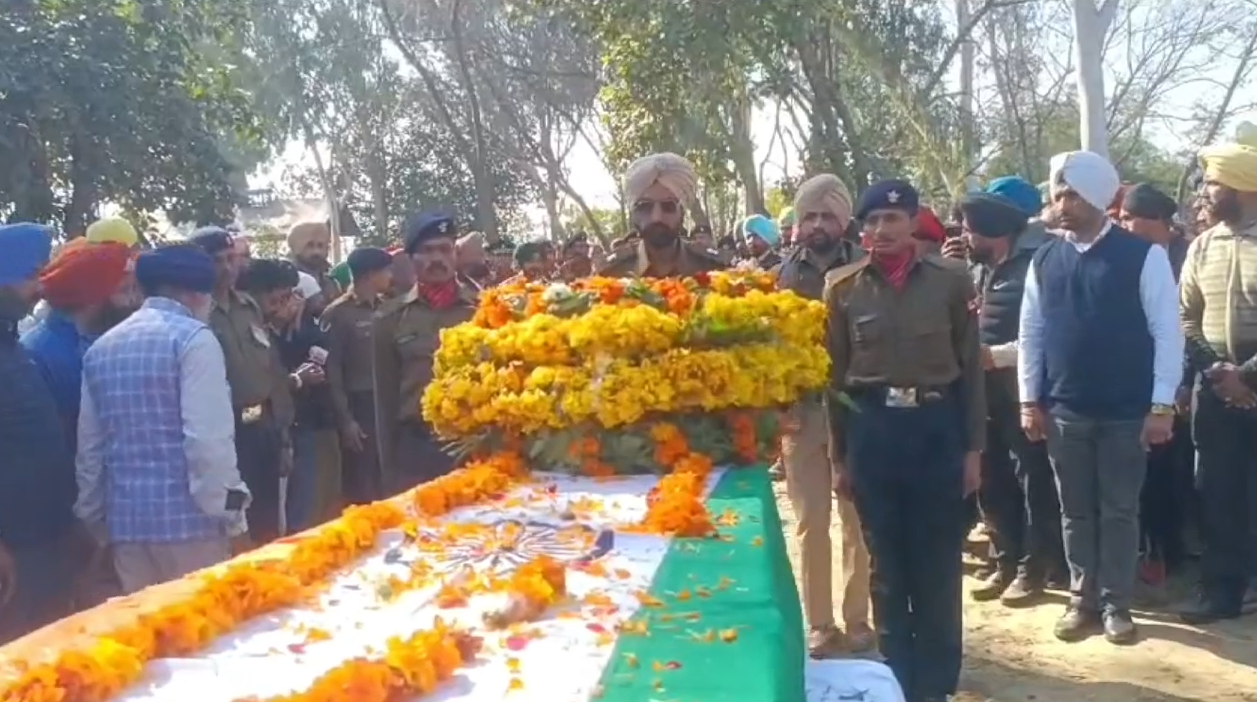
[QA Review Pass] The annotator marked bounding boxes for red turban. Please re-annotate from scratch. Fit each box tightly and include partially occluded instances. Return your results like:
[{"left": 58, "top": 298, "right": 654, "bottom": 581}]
[
  {"left": 914, "top": 207, "right": 947, "bottom": 243},
  {"left": 39, "top": 240, "right": 134, "bottom": 309}
]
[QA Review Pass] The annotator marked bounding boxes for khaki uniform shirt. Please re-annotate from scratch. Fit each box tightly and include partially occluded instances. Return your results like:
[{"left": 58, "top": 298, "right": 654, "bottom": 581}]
[
  {"left": 322, "top": 289, "right": 380, "bottom": 429},
  {"left": 776, "top": 241, "right": 864, "bottom": 301},
  {"left": 207, "top": 290, "right": 294, "bottom": 427},
  {"left": 597, "top": 240, "right": 727, "bottom": 277},
  {"left": 372, "top": 284, "right": 478, "bottom": 462},
  {"left": 823, "top": 254, "right": 985, "bottom": 456}
]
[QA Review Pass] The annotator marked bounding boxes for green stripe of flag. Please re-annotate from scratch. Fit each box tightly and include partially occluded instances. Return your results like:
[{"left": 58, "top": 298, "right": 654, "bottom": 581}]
[{"left": 597, "top": 466, "right": 805, "bottom": 702}]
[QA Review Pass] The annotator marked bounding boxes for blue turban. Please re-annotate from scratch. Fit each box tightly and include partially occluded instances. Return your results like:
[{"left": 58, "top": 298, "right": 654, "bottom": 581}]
[
  {"left": 855, "top": 179, "right": 919, "bottom": 221},
  {"left": 189, "top": 226, "right": 234, "bottom": 255},
  {"left": 402, "top": 211, "right": 457, "bottom": 254},
  {"left": 986, "top": 176, "right": 1043, "bottom": 217},
  {"left": 741, "top": 215, "right": 781, "bottom": 246},
  {"left": 135, "top": 244, "right": 216, "bottom": 295},
  {"left": 0, "top": 223, "right": 54, "bottom": 287}
]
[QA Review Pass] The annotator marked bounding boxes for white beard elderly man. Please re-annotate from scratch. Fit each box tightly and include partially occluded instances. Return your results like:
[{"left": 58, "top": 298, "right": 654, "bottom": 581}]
[{"left": 1017, "top": 151, "right": 1184, "bottom": 645}]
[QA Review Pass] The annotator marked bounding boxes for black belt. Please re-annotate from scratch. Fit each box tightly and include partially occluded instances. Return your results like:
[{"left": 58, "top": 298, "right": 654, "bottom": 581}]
[{"left": 849, "top": 384, "right": 950, "bottom": 408}]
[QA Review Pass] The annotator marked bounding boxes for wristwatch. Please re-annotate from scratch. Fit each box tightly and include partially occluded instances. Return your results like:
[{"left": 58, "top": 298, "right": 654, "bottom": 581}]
[{"left": 1150, "top": 403, "right": 1175, "bottom": 416}]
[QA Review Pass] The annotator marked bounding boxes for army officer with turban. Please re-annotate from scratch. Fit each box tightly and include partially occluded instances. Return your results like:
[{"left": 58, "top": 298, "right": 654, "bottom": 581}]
[
  {"left": 373, "top": 211, "right": 478, "bottom": 491},
  {"left": 777, "top": 173, "right": 872, "bottom": 657},
  {"left": 825, "top": 179, "right": 984, "bottom": 702},
  {"left": 599, "top": 153, "right": 726, "bottom": 277}
]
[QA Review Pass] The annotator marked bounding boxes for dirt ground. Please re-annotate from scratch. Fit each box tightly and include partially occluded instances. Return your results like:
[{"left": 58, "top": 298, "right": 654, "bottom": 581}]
[{"left": 773, "top": 482, "right": 1257, "bottom": 702}]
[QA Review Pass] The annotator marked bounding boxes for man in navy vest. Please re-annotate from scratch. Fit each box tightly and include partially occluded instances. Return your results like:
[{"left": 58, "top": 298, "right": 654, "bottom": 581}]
[{"left": 1017, "top": 151, "right": 1183, "bottom": 645}]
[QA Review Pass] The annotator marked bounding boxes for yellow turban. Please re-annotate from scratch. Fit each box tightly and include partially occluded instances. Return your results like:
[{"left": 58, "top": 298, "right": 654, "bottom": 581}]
[
  {"left": 85, "top": 217, "right": 138, "bottom": 247},
  {"left": 1199, "top": 143, "right": 1257, "bottom": 193},
  {"left": 793, "top": 174, "right": 853, "bottom": 226},
  {"left": 623, "top": 152, "right": 699, "bottom": 205},
  {"left": 287, "top": 220, "right": 331, "bottom": 252}
]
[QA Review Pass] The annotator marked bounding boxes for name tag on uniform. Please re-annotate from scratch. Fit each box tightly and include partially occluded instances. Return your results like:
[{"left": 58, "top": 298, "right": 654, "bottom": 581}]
[
  {"left": 250, "top": 323, "right": 270, "bottom": 348},
  {"left": 885, "top": 387, "right": 919, "bottom": 408}
]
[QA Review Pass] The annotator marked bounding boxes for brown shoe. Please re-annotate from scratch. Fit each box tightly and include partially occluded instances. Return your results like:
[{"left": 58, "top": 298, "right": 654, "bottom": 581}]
[
  {"left": 807, "top": 626, "right": 843, "bottom": 658},
  {"left": 845, "top": 622, "right": 876, "bottom": 653},
  {"left": 970, "top": 570, "right": 1010, "bottom": 602}
]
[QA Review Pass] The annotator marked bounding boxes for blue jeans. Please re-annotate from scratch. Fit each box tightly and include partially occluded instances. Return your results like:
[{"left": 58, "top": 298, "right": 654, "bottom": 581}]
[{"left": 1045, "top": 412, "right": 1146, "bottom": 613}]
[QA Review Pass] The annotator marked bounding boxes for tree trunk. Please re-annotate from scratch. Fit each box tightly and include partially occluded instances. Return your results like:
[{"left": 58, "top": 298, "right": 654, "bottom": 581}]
[
  {"left": 1072, "top": 0, "right": 1118, "bottom": 157},
  {"left": 729, "top": 95, "right": 763, "bottom": 214},
  {"left": 449, "top": 0, "right": 497, "bottom": 239}
]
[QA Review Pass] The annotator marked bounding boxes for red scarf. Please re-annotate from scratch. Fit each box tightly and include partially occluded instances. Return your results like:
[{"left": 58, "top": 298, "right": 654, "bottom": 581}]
[
  {"left": 869, "top": 248, "right": 916, "bottom": 290},
  {"left": 417, "top": 280, "right": 460, "bottom": 310}
]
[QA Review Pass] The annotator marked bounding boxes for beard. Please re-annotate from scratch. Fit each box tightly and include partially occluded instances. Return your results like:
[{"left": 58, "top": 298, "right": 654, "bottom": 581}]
[
  {"left": 805, "top": 233, "right": 837, "bottom": 254},
  {"left": 0, "top": 288, "right": 32, "bottom": 322},
  {"left": 641, "top": 223, "right": 680, "bottom": 249},
  {"left": 1209, "top": 190, "right": 1242, "bottom": 225},
  {"left": 93, "top": 303, "right": 135, "bottom": 333}
]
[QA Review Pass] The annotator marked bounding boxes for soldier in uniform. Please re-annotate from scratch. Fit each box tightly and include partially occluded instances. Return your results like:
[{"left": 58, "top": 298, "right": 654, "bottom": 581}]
[
  {"left": 599, "top": 153, "right": 726, "bottom": 277},
  {"left": 502, "top": 241, "right": 551, "bottom": 285},
  {"left": 192, "top": 227, "right": 294, "bottom": 544},
  {"left": 372, "top": 212, "right": 478, "bottom": 492},
  {"left": 741, "top": 214, "right": 783, "bottom": 270},
  {"left": 323, "top": 247, "right": 395, "bottom": 505},
  {"left": 777, "top": 173, "right": 872, "bottom": 657},
  {"left": 825, "top": 180, "right": 985, "bottom": 702}
]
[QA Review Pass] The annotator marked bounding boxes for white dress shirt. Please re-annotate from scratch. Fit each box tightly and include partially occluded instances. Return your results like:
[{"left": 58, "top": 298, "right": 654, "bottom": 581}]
[
  {"left": 75, "top": 328, "right": 251, "bottom": 540},
  {"left": 1017, "top": 222, "right": 1184, "bottom": 408}
]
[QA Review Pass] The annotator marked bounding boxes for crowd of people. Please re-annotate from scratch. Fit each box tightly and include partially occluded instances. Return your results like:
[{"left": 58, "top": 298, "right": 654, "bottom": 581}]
[{"left": 0, "top": 140, "right": 1255, "bottom": 702}]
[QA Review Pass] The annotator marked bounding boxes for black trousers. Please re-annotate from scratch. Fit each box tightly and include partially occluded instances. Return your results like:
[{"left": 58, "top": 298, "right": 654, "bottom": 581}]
[
  {"left": 1193, "top": 388, "right": 1257, "bottom": 608},
  {"left": 343, "top": 391, "right": 383, "bottom": 505},
  {"left": 846, "top": 388, "right": 967, "bottom": 700},
  {"left": 978, "top": 404, "right": 1065, "bottom": 582},
  {"left": 389, "top": 420, "right": 457, "bottom": 495},
  {"left": 1139, "top": 415, "right": 1194, "bottom": 568},
  {"left": 236, "top": 414, "right": 282, "bottom": 544}
]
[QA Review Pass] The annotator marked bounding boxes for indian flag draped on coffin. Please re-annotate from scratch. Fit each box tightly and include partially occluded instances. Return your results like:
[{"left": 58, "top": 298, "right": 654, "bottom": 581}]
[{"left": 84, "top": 467, "right": 802, "bottom": 702}]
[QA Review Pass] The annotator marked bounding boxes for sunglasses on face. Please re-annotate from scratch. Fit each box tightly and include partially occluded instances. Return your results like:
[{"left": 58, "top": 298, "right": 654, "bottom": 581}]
[{"left": 633, "top": 199, "right": 680, "bottom": 216}]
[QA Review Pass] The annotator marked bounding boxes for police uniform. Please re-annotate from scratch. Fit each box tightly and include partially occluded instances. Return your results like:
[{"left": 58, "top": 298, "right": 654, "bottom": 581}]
[
  {"left": 777, "top": 205, "right": 871, "bottom": 654},
  {"left": 372, "top": 213, "right": 477, "bottom": 492},
  {"left": 324, "top": 284, "right": 386, "bottom": 504},
  {"left": 597, "top": 239, "right": 726, "bottom": 277},
  {"left": 206, "top": 276, "right": 292, "bottom": 543},
  {"left": 824, "top": 181, "right": 984, "bottom": 701}
]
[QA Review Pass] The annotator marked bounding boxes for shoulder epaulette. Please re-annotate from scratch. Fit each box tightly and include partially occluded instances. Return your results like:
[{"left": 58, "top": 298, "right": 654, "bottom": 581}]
[
  {"left": 684, "top": 240, "right": 727, "bottom": 264},
  {"left": 824, "top": 258, "right": 870, "bottom": 289}
]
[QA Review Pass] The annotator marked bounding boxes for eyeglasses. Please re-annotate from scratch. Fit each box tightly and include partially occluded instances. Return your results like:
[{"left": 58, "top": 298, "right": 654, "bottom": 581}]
[{"left": 633, "top": 199, "right": 680, "bottom": 216}]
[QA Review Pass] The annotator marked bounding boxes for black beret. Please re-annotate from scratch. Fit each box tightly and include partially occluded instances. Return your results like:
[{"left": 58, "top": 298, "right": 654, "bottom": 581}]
[
  {"left": 1121, "top": 183, "right": 1177, "bottom": 222},
  {"left": 957, "top": 192, "right": 1029, "bottom": 239},
  {"left": 856, "top": 179, "right": 920, "bottom": 221},
  {"left": 189, "top": 226, "right": 234, "bottom": 255},
  {"left": 401, "top": 211, "right": 457, "bottom": 254},
  {"left": 346, "top": 247, "right": 394, "bottom": 280}
]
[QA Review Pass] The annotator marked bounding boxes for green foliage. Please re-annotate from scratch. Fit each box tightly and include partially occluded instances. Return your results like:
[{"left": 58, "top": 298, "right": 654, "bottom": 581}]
[
  {"left": 0, "top": 0, "right": 266, "bottom": 231},
  {"left": 559, "top": 204, "right": 625, "bottom": 243},
  {"left": 984, "top": 98, "right": 1182, "bottom": 194}
]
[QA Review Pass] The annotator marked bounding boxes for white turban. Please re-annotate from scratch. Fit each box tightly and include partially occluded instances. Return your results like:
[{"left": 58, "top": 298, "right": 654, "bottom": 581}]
[
  {"left": 1048, "top": 151, "right": 1120, "bottom": 213},
  {"left": 623, "top": 152, "right": 699, "bottom": 205}
]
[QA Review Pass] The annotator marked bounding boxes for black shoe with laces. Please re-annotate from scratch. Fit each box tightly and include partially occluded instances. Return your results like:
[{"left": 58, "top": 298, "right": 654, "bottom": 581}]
[{"left": 1178, "top": 593, "right": 1242, "bottom": 625}]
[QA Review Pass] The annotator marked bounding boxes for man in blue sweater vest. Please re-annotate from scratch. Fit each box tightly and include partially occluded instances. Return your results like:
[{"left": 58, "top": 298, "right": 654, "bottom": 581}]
[{"left": 1017, "top": 151, "right": 1184, "bottom": 645}]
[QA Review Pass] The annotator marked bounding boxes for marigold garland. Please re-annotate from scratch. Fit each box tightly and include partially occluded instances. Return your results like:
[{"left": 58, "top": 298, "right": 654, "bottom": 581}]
[
  {"left": 411, "top": 451, "right": 529, "bottom": 517},
  {"left": 236, "top": 620, "right": 482, "bottom": 702},
  {"left": 0, "top": 502, "right": 405, "bottom": 702},
  {"left": 424, "top": 271, "right": 825, "bottom": 475}
]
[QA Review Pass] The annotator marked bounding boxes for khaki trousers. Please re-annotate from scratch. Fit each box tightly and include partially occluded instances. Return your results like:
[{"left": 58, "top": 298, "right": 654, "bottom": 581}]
[
  {"left": 113, "top": 538, "right": 231, "bottom": 594},
  {"left": 783, "top": 401, "right": 871, "bottom": 631}
]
